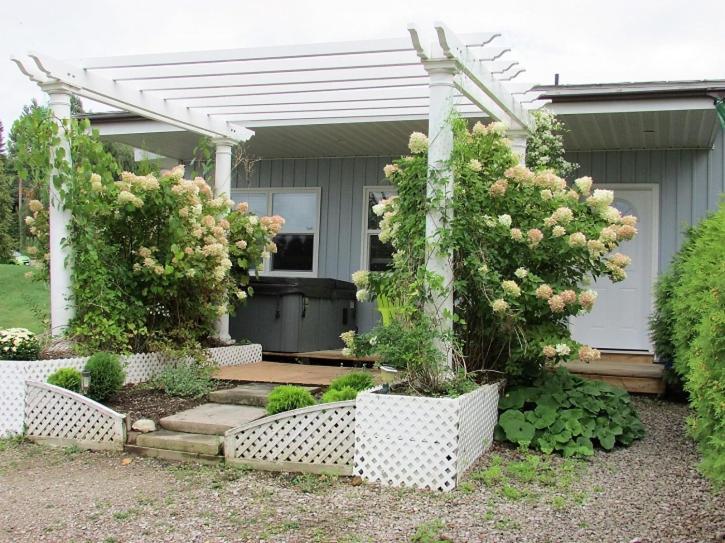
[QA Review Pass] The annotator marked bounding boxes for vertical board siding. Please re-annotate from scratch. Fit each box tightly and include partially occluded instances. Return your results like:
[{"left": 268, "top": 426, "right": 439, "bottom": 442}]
[
  {"left": 567, "top": 129, "right": 725, "bottom": 272},
  {"left": 233, "top": 156, "right": 393, "bottom": 282}
]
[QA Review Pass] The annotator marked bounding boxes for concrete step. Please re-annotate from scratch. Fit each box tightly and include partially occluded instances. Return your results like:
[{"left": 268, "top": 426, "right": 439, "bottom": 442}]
[
  {"left": 159, "top": 403, "right": 267, "bottom": 436},
  {"left": 209, "top": 383, "right": 320, "bottom": 407},
  {"left": 135, "top": 429, "right": 222, "bottom": 456}
]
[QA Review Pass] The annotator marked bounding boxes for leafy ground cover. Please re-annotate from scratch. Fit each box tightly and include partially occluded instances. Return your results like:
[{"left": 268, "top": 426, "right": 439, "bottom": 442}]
[
  {"left": 0, "top": 263, "right": 48, "bottom": 333},
  {"left": 0, "top": 398, "right": 721, "bottom": 543}
]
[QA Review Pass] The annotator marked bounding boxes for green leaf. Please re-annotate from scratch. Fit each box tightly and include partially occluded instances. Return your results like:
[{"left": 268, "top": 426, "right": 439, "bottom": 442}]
[
  {"left": 498, "top": 389, "right": 528, "bottom": 410},
  {"left": 498, "top": 409, "right": 535, "bottom": 446}
]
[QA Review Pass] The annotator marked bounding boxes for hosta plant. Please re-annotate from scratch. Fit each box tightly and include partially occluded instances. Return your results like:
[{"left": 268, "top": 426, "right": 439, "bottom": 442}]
[{"left": 495, "top": 368, "right": 644, "bottom": 457}]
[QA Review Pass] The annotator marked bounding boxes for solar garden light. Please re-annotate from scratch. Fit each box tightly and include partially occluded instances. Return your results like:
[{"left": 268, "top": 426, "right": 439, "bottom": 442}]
[
  {"left": 81, "top": 370, "right": 91, "bottom": 395},
  {"left": 379, "top": 365, "right": 399, "bottom": 393}
]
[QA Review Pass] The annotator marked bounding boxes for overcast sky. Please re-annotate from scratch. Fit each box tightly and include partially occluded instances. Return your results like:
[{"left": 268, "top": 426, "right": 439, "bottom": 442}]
[{"left": 2, "top": 0, "right": 723, "bottom": 134}]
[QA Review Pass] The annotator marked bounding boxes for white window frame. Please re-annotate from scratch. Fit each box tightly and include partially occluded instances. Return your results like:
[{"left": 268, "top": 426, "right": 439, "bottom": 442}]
[
  {"left": 231, "top": 187, "right": 321, "bottom": 278},
  {"left": 360, "top": 185, "right": 397, "bottom": 272}
]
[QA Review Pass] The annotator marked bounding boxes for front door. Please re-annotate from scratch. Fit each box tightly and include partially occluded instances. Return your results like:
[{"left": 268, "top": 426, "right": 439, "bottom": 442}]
[{"left": 570, "top": 185, "right": 658, "bottom": 352}]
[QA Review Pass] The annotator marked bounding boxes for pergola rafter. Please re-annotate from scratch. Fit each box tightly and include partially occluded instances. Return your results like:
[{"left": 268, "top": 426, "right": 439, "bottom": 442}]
[{"left": 12, "top": 23, "right": 546, "bottom": 345}]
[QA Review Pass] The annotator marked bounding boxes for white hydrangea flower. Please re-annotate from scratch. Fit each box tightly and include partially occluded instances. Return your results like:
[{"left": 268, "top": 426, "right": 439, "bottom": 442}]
[
  {"left": 408, "top": 132, "right": 429, "bottom": 154},
  {"left": 351, "top": 270, "right": 369, "bottom": 288},
  {"left": 514, "top": 267, "right": 528, "bottom": 279},
  {"left": 468, "top": 159, "right": 483, "bottom": 172},
  {"left": 355, "top": 289, "right": 369, "bottom": 302},
  {"left": 555, "top": 343, "right": 571, "bottom": 356},
  {"left": 574, "top": 176, "right": 593, "bottom": 195},
  {"left": 498, "top": 214, "right": 512, "bottom": 227}
]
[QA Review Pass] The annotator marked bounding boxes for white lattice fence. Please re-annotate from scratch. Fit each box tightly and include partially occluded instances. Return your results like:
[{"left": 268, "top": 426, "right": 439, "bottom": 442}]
[
  {"left": 25, "top": 381, "right": 126, "bottom": 451},
  {"left": 0, "top": 344, "right": 262, "bottom": 437},
  {"left": 354, "top": 384, "right": 501, "bottom": 491},
  {"left": 225, "top": 401, "right": 356, "bottom": 475}
]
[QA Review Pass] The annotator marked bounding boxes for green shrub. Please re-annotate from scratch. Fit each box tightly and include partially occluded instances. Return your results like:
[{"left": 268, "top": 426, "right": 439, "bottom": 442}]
[
  {"left": 84, "top": 352, "right": 125, "bottom": 402},
  {"left": 328, "top": 371, "right": 374, "bottom": 392},
  {"left": 495, "top": 368, "right": 644, "bottom": 457},
  {"left": 47, "top": 367, "right": 82, "bottom": 393},
  {"left": 669, "top": 204, "right": 725, "bottom": 484},
  {"left": 154, "top": 363, "right": 214, "bottom": 399},
  {"left": 0, "top": 328, "right": 40, "bottom": 360},
  {"left": 321, "top": 386, "right": 358, "bottom": 403},
  {"left": 266, "top": 385, "right": 316, "bottom": 415}
]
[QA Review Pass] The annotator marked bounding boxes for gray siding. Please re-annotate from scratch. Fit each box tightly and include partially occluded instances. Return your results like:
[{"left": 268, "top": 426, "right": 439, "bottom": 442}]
[
  {"left": 234, "top": 156, "right": 394, "bottom": 281},
  {"left": 567, "top": 128, "right": 724, "bottom": 272},
  {"left": 233, "top": 156, "right": 395, "bottom": 332}
]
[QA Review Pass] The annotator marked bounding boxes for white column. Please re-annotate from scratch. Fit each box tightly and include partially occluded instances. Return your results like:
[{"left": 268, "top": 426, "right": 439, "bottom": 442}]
[
  {"left": 42, "top": 83, "right": 74, "bottom": 335},
  {"left": 509, "top": 130, "right": 528, "bottom": 166},
  {"left": 423, "top": 60, "right": 457, "bottom": 368},
  {"left": 213, "top": 138, "right": 235, "bottom": 343}
]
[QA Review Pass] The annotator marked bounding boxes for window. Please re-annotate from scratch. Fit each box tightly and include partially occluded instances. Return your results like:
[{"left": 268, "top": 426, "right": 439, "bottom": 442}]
[
  {"left": 230, "top": 188, "right": 320, "bottom": 276},
  {"left": 361, "top": 186, "right": 397, "bottom": 272}
]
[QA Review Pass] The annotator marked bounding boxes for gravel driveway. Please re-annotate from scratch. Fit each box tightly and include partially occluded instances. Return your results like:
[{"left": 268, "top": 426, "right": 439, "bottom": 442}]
[{"left": 0, "top": 397, "right": 722, "bottom": 543}]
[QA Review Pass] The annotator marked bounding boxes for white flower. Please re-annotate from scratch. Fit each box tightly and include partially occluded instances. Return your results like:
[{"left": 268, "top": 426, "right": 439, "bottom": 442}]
[
  {"left": 487, "top": 121, "right": 507, "bottom": 135},
  {"left": 502, "top": 280, "right": 521, "bottom": 298},
  {"left": 498, "top": 214, "right": 512, "bottom": 227},
  {"left": 602, "top": 206, "right": 622, "bottom": 224},
  {"left": 514, "top": 267, "right": 528, "bottom": 279},
  {"left": 383, "top": 164, "right": 399, "bottom": 178},
  {"left": 356, "top": 289, "right": 369, "bottom": 302},
  {"left": 552, "top": 225, "right": 566, "bottom": 238},
  {"left": 587, "top": 189, "right": 614, "bottom": 209},
  {"left": 351, "top": 270, "right": 369, "bottom": 288},
  {"left": 468, "top": 159, "right": 483, "bottom": 172},
  {"left": 540, "top": 189, "right": 553, "bottom": 201},
  {"left": 408, "top": 132, "right": 429, "bottom": 154},
  {"left": 248, "top": 216, "right": 259, "bottom": 226},
  {"left": 491, "top": 299, "right": 509, "bottom": 313},
  {"left": 574, "top": 176, "right": 593, "bottom": 195},
  {"left": 555, "top": 343, "right": 571, "bottom": 356},
  {"left": 372, "top": 203, "right": 386, "bottom": 217}
]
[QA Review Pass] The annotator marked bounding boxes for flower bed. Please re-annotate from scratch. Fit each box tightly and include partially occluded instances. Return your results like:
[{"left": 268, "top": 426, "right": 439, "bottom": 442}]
[
  {"left": 354, "top": 383, "right": 501, "bottom": 491},
  {"left": 0, "top": 344, "right": 262, "bottom": 437}
]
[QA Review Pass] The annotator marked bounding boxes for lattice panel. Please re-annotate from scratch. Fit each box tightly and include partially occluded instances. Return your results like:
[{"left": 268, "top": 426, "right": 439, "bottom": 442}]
[
  {"left": 0, "top": 361, "right": 28, "bottom": 436},
  {"left": 25, "top": 381, "right": 126, "bottom": 450},
  {"left": 210, "top": 344, "right": 262, "bottom": 367},
  {"left": 456, "top": 382, "right": 501, "bottom": 478},
  {"left": 225, "top": 401, "right": 356, "bottom": 469},
  {"left": 0, "top": 345, "right": 262, "bottom": 437},
  {"left": 354, "top": 385, "right": 501, "bottom": 492}
]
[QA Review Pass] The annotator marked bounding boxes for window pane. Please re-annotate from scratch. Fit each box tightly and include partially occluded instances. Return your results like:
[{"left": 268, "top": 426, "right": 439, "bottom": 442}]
[
  {"left": 272, "top": 192, "right": 317, "bottom": 233},
  {"left": 368, "top": 234, "right": 394, "bottom": 271},
  {"left": 367, "top": 190, "right": 396, "bottom": 229},
  {"left": 232, "top": 192, "right": 267, "bottom": 217},
  {"left": 271, "top": 234, "right": 314, "bottom": 271}
]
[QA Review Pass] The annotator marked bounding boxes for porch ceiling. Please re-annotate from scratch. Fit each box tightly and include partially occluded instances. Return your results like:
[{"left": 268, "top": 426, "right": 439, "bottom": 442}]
[{"left": 87, "top": 114, "right": 488, "bottom": 160}]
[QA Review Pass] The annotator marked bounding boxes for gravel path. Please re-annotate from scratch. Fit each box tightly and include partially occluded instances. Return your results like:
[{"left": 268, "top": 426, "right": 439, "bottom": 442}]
[{"left": 0, "top": 397, "right": 722, "bottom": 543}]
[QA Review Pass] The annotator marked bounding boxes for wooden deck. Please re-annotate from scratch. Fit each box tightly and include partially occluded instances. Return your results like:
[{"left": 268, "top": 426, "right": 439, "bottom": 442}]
[
  {"left": 214, "top": 361, "right": 376, "bottom": 386},
  {"left": 563, "top": 353, "right": 665, "bottom": 395},
  {"left": 264, "top": 350, "right": 378, "bottom": 364}
]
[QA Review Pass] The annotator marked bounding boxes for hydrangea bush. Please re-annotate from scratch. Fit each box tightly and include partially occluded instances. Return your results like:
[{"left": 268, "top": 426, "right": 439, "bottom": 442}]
[
  {"left": 22, "top": 119, "right": 281, "bottom": 354},
  {"left": 0, "top": 328, "right": 41, "bottom": 360},
  {"left": 346, "top": 116, "right": 637, "bottom": 383}
]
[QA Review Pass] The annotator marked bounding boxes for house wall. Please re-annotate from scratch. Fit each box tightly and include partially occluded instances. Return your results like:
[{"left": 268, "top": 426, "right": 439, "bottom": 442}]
[
  {"left": 232, "top": 156, "right": 395, "bottom": 331},
  {"left": 567, "top": 127, "right": 724, "bottom": 272}
]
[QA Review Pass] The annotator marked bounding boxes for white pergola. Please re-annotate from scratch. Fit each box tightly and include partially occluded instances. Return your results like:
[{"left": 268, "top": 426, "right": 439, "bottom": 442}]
[{"left": 13, "top": 22, "right": 545, "bottom": 352}]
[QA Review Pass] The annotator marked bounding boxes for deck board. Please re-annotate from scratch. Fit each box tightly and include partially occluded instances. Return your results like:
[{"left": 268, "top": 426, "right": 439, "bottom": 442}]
[{"left": 214, "top": 361, "right": 374, "bottom": 386}]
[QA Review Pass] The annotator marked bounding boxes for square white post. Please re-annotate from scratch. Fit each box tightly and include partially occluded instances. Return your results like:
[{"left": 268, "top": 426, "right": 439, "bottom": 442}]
[
  {"left": 213, "top": 138, "right": 235, "bottom": 343},
  {"left": 509, "top": 130, "right": 528, "bottom": 166},
  {"left": 41, "top": 83, "right": 74, "bottom": 335},
  {"left": 423, "top": 60, "right": 457, "bottom": 367}
]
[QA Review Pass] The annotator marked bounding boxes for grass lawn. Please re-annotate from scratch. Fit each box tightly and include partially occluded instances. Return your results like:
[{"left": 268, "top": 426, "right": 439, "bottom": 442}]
[{"left": 0, "top": 264, "right": 49, "bottom": 333}]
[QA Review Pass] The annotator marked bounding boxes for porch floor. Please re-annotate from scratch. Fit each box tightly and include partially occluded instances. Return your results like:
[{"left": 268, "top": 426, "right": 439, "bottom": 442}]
[{"left": 214, "top": 361, "right": 376, "bottom": 387}]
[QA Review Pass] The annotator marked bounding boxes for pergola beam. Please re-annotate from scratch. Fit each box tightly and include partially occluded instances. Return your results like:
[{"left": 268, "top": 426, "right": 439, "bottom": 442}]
[
  {"left": 21, "top": 53, "right": 252, "bottom": 142},
  {"left": 433, "top": 22, "right": 533, "bottom": 131}
]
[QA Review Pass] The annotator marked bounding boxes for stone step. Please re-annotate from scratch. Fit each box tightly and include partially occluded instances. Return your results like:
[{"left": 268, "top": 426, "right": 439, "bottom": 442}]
[
  {"left": 209, "top": 383, "right": 320, "bottom": 407},
  {"left": 135, "top": 429, "right": 222, "bottom": 456},
  {"left": 159, "top": 403, "right": 267, "bottom": 436}
]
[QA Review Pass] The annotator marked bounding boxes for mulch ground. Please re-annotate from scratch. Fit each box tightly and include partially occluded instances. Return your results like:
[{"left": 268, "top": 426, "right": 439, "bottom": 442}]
[{"left": 105, "top": 381, "right": 238, "bottom": 425}]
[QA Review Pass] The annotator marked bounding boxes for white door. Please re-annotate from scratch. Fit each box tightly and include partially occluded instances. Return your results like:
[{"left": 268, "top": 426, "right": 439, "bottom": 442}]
[{"left": 570, "top": 185, "right": 658, "bottom": 352}]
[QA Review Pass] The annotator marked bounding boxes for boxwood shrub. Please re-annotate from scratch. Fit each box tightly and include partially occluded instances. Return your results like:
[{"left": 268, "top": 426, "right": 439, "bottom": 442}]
[
  {"left": 660, "top": 203, "right": 724, "bottom": 484},
  {"left": 47, "top": 367, "right": 82, "bottom": 393},
  {"left": 266, "top": 385, "right": 316, "bottom": 415},
  {"left": 496, "top": 368, "right": 644, "bottom": 457},
  {"left": 84, "top": 352, "right": 125, "bottom": 402}
]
